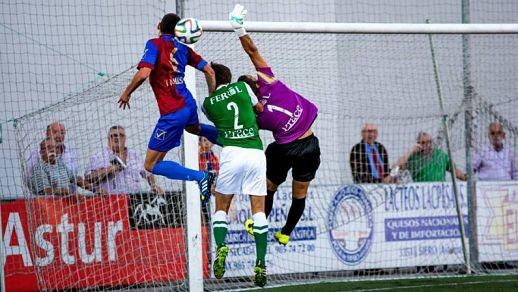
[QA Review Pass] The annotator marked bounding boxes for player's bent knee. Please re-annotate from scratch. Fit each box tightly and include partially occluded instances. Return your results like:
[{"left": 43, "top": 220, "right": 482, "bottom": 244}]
[
  {"left": 144, "top": 161, "right": 156, "bottom": 173},
  {"left": 144, "top": 149, "right": 167, "bottom": 173},
  {"left": 215, "top": 192, "right": 234, "bottom": 212},
  {"left": 292, "top": 180, "right": 310, "bottom": 199},
  {"left": 250, "top": 195, "right": 265, "bottom": 214},
  {"left": 143, "top": 156, "right": 158, "bottom": 172},
  {"left": 185, "top": 124, "right": 201, "bottom": 135},
  {"left": 267, "top": 179, "right": 279, "bottom": 192}
]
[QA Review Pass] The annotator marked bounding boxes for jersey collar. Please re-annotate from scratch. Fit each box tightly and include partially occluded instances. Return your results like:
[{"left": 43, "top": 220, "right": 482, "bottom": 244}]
[
  {"left": 216, "top": 83, "right": 230, "bottom": 90},
  {"left": 160, "top": 34, "right": 175, "bottom": 41}
]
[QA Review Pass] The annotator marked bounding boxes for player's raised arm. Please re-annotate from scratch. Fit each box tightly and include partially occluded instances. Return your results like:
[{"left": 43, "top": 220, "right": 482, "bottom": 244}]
[
  {"left": 187, "top": 46, "right": 216, "bottom": 94},
  {"left": 119, "top": 39, "right": 158, "bottom": 109},
  {"left": 239, "top": 35, "right": 268, "bottom": 69},
  {"left": 230, "top": 4, "right": 268, "bottom": 69},
  {"left": 118, "top": 67, "right": 151, "bottom": 109},
  {"left": 202, "top": 64, "right": 216, "bottom": 94}
]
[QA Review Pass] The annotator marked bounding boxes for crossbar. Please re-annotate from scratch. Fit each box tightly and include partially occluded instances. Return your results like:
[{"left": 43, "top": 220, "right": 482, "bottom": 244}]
[{"left": 200, "top": 21, "right": 518, "bottom": 34}]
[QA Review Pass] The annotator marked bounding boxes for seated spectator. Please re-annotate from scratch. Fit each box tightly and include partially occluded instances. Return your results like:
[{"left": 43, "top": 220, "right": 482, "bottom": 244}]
[
  {"left": 473, "top": 122, "right": 518, "bottom": 180},
  {"left": 28, "top": 138, "right": 86, "bottom": 196},
  {"left": 396, "top": 131, "right": 466, "bottom": 182},
  {"left": 26, "top": 122, "right": 78, "bottom": 187},
  {"left": 350, "top": 123, "right": 389, "bottom": 183},
  {"left": 198, "top": 136, "right": 219, "bottom": 174},
  {"left": 85, "top": 125, "right": 164, "bottom": 195}
]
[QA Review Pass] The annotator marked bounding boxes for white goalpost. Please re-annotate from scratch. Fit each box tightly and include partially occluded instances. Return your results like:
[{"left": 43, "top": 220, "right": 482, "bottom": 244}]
[
  {"left": 200, "top": 21, "right": 518, "bottom": 34},
  {"left": 191, "top": 20, "right": 518, "bottom": 290}
]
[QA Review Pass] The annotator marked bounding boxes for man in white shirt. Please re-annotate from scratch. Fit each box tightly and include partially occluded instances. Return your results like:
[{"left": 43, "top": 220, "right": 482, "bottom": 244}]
[
  {"left": 85, "top": 126, "right": 164, "bottom": 195},
  {"left": 473, "top": 122, "right": 518, "bottom": 181}
]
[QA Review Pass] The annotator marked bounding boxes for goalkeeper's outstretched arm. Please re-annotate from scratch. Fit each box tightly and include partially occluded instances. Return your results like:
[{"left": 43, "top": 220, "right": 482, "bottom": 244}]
[
  {"left": 229, "top": 4, "right": 268, "bottom": 68},
  {"left": 239, "top": 35, "right": 268, "bottom": 69}
]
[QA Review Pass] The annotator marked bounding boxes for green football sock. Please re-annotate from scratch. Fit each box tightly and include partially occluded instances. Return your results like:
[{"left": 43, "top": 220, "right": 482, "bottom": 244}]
[
  {"left": 213, "top": 210, "right": 228, "bottom": 247},
  {"left": 253, "top": 212, "right": 268, "bottom": 262}
]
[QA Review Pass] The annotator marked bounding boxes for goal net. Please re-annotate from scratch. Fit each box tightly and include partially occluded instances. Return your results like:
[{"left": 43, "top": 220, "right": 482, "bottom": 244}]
[
  {"left": 1, "top": 0, "right": 209, "bottom": 290},
  {"left": 194, "top": 30, "right": 518, "bottom": 289},
  {"left": 2, "top": 0, "right": 518, "bottom": 291}
]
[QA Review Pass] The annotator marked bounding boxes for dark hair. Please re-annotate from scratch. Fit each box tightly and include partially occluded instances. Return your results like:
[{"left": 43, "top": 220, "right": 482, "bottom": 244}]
[
  {"left": 160, "top": 13, "right": 181, "bottom": 35},
  {"left": 237, "top": 75, "right": 249, "bottom": 83},
  {"left": 238, "top": 75, "right": 259, "bottom": 95},
  {"left": 211, "top": 62, "right": 232, "bottom": 87}
]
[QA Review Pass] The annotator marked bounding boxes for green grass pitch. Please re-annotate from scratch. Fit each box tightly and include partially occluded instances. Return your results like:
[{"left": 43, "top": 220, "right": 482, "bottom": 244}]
[{"left": 262, "top": 275, "right": 518, "bottom": 291}]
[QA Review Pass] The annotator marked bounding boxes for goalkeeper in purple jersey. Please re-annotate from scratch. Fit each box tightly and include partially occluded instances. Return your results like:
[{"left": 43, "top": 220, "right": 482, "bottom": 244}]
[{"left": 229, "top": 4, "right": 321, "bottom": 246}]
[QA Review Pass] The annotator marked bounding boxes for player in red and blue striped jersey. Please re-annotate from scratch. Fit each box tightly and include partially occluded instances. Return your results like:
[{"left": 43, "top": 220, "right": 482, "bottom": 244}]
[{"left": 118, "top": 13, "right": 217, "bottom": 203}]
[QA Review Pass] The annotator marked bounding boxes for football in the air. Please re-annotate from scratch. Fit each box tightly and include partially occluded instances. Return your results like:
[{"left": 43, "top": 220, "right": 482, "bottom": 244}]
[{"left": 174, "top": 18, "right": 203, "bottom": 44}]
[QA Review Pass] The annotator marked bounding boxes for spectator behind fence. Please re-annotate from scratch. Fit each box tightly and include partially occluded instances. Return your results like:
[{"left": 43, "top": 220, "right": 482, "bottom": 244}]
[
  {"left": 473, "top": 122, "right": 518, "bottom": 181},
  {"left": 26, "top": 122, "right": 78, "bottom": 185},
  {"left": 396, "top": 131, "right": 466, "bottom": 182},
  {"left": 28, "top": 138, "right": 86, "bottom": 196},
  {"left": 198, "top": 136, "right": 219, "bottom": 174},
  {"left": 85, "top": 126, "right": 164, "bottom": 195},
  {"left": 350, "top": 123, "right": 390, "bottom": 183}
]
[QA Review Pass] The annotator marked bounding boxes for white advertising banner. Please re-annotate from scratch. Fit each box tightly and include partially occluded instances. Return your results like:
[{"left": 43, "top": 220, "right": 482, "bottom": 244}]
[
  {"left": 211, "top": 182, "right": 469, "bottom": 277},
  {"left": 476, "top": 181, "right": 518, "bottom": 262}
]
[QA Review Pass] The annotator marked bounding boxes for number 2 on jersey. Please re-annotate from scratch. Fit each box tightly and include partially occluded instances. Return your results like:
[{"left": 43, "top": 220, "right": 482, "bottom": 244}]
[{"left": 227, "top": 102, "right": 243, "bottom": 130}]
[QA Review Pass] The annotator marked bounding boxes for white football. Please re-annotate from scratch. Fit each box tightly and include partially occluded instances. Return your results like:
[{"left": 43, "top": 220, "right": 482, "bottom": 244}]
[{"left": 174, "top": 18, "right": 203, "bottom": 44}]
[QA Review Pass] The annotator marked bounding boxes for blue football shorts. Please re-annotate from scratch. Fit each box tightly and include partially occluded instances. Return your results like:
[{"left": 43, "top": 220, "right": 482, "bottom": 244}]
[{"left": 147, "top": 100, "right": 199, "bottom": 152}]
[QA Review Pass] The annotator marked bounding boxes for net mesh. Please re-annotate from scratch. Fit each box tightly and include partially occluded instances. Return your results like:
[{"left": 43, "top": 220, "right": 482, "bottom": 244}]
[
  {"left": 11, "top": 68, "right": 201, "bottom": 290},
  {"left": 2, "top": 0, "right": 518, "bottom": 291},
  {"left": 194, "top": 32, "right": 518, "bottom": 289},
  {"left": 195, "top": 32, "right": 518, "bottom": 184},
  {"left": 1, "top": 0, "right": 201, "bottom": 290}
]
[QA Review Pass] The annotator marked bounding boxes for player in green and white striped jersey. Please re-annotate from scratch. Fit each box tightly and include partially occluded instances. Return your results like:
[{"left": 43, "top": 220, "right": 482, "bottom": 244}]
[{"left": 202, "top": 62, "right": 268, "bottom": 287}]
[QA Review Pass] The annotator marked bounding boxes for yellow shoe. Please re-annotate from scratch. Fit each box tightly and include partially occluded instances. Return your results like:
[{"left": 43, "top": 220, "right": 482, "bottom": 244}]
[
  {"left": 274, "top": 231, "right": 290, "bottom": 246},
  {"left": 254, "top": 260, "right": 267, "bottom": 287},
  {"left": 213, "top": 245, "right": 229, "bottom": 279},
  {"left": 244, "top": 219, "right": 254, "bottom": 237}
]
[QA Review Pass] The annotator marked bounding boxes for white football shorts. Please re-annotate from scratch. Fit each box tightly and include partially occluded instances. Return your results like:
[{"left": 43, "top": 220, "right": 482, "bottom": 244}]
[{"left": 215, "top": 146, "right": 267, "bottom": 196}]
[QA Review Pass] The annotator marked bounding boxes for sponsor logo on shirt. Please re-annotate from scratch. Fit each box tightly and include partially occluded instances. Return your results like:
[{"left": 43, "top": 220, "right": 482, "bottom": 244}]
[
  {"left": 224, "top": 127, "right": 255, "bottom": 139},
  {"left": 172, "top": 77, "right": 184, "bottom": 84},
  {"left": 209, "top": 85, "right": 243, "bottom": 104},
  {"left": 165, "top": 77, "right": 184, "bottom": 87},
  {"left": 282, "top": 104, "right": 303, "bottom": 132}
]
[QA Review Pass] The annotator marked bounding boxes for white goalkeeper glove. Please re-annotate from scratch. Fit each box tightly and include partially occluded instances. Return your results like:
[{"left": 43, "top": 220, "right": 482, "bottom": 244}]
[{"left": 229, "top": 4, "right": 248, "bottom": 37}]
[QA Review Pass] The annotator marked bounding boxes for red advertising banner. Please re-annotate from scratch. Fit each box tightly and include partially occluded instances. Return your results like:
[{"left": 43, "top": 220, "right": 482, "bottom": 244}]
[{"left": 2, "top": 196, "right": 209, "bottom": 291}]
